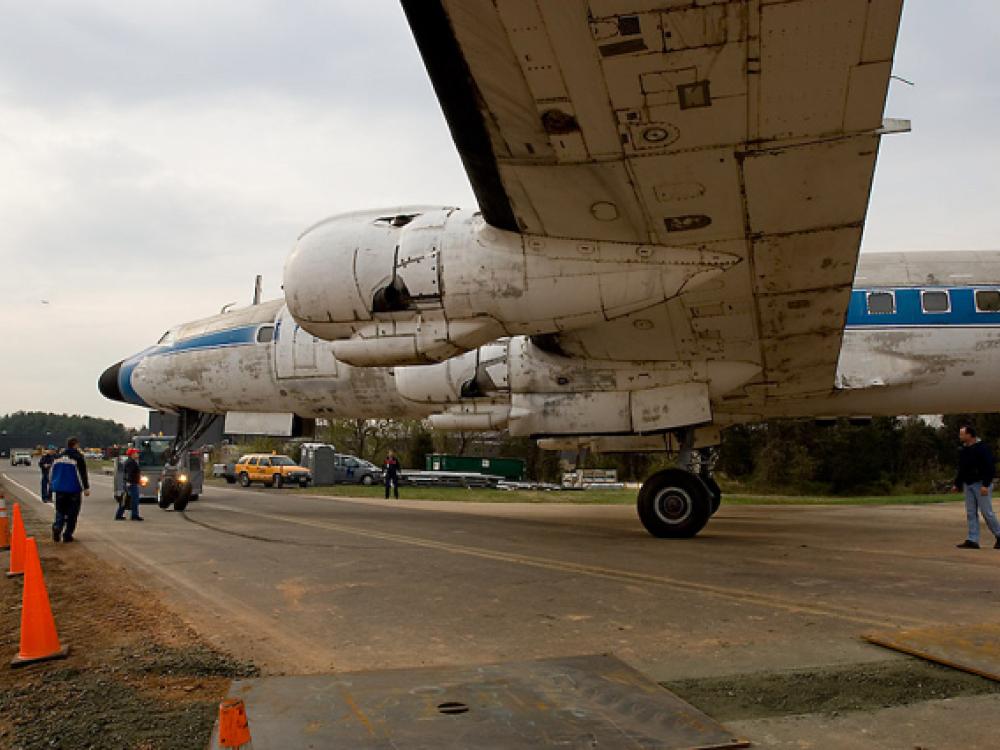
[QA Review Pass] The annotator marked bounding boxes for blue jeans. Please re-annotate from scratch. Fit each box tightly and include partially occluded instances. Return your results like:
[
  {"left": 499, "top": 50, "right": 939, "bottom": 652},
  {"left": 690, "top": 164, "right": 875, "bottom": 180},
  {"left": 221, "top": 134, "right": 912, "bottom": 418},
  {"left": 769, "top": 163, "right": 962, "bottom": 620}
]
[
  {"left": 115, "top": 484, "right": 141, "bottom": 520},
  {"left": 963, "top": 482, "right": 1000, "bottom": 543},
  {"left": 40, "top": 471, "right": 51, "bottom": 502}
]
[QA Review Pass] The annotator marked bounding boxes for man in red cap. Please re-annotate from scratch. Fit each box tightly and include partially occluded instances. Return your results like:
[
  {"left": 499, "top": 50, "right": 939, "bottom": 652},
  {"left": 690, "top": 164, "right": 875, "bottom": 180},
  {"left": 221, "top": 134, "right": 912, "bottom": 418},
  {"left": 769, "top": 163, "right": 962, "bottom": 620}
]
[{"left": 115, "top": 448, "right": 144, "bottom": 521}]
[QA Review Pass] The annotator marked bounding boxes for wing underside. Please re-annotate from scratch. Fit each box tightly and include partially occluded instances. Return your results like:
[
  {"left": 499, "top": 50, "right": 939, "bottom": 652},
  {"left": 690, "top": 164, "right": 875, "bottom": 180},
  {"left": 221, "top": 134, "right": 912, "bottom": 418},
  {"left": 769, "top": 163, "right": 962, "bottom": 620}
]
[{"left": 402, "top": 0, "right": 904, "bottom": 399}]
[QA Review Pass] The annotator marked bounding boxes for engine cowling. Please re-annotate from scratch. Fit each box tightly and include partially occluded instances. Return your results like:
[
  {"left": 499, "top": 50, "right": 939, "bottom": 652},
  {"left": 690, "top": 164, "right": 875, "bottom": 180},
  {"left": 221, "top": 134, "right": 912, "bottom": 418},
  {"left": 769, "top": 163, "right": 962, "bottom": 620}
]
[{"left": 283, "top": 206, "right": 740, "bottom": 367}]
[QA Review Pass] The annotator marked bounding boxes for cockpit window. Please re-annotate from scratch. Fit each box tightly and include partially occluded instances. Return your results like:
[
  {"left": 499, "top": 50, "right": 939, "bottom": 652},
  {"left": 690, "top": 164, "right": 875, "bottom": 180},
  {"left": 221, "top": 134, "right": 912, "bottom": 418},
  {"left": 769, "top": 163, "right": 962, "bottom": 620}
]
[
  {"left": 256, "top": 325, "right": 274, "bottom": 343},
  {"left": 975, "top": 290, "right": 1000, "bottom": 312},
  {"left": 866, "top": 291, "right": 895, "bottom": 315}
]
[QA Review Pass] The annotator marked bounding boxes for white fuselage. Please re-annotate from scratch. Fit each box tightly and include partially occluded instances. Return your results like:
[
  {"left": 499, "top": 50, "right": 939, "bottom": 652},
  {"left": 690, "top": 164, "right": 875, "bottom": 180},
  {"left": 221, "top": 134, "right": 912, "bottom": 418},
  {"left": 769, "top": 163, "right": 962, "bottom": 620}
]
[{"left": 103, "top": 250, "right": 1000, "bottom": 440}]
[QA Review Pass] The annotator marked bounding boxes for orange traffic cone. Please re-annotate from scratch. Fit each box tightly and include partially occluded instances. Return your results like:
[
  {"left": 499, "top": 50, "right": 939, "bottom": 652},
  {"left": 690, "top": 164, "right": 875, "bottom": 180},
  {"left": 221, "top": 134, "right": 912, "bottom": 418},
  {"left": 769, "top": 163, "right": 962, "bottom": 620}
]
[
  {"left": 0, "top": 494, "right": 9, "bottom": 550},
  {"left": 11, "top": 537, "right": 69, "bottom": 667},
  {"left": 6, "top": 503, "right": 26, "bottom": 578},
  {"left": 217, "top": 698, "right": 252, "bottom": 748}
]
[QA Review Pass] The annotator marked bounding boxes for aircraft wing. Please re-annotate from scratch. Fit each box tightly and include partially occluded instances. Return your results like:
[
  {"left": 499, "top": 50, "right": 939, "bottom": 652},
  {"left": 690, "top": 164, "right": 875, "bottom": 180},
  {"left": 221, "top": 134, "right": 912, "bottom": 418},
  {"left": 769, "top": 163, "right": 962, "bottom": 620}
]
[{"left": 402, "top": 0, "right": 904, "bottom": 398}]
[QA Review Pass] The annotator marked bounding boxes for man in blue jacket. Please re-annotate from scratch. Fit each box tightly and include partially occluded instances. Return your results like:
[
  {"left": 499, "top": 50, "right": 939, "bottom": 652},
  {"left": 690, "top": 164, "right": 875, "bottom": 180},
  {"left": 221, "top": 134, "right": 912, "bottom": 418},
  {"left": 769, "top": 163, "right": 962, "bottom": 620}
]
[
  {"left": 49, "top": 437, "right": 90, "bottom": 543},
  {"left": 952, "top": 424, "right": 1000, "bottom": 549}
]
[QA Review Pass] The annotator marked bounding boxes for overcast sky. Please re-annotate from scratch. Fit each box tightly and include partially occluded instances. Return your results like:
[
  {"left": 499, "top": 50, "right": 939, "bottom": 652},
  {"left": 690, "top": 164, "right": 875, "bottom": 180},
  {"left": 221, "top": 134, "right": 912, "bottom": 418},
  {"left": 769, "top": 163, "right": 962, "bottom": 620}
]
[{"left": 1, "top": 1, "right": 997, "bottom": 428}]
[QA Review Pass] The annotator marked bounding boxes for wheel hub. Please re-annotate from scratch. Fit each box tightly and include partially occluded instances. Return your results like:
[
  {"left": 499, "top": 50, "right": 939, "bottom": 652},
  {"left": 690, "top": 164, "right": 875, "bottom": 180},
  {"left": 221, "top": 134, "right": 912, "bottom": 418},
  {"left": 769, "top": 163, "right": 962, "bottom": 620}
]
[{"left": 653, "top": 487, "right": 693, "bottom": 525}]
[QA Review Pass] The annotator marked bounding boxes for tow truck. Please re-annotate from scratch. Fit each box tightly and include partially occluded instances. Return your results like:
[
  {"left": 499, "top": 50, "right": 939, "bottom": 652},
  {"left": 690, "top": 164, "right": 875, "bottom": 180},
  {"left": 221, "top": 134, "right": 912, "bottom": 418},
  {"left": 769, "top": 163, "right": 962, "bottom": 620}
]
[{"left": 113, "top": 431, "right": 205, "bottom": 511}]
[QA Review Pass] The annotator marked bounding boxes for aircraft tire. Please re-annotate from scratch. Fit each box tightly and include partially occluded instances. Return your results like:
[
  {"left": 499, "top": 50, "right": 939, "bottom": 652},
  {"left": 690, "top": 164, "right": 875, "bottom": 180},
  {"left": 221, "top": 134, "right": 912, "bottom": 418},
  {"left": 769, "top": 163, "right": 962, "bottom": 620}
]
[
  {"left": 703, "top": 475, "right": 722, "bottom": 515},
  {"left": 159, "top": 477, "right": 180, "bottom": 510},
  {"left": 174, "top": 482, "right": 192, "bottom": 512},
  {"left": 636, "top": 469, "right": 711, "bottom": 538}
]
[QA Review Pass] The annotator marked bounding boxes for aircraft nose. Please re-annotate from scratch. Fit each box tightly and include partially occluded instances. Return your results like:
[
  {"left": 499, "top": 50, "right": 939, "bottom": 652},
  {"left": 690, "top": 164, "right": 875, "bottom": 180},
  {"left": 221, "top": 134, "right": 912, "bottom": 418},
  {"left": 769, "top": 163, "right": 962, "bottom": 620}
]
[{"left": 98, "top": 360, "right": 125, "bottom": 403}]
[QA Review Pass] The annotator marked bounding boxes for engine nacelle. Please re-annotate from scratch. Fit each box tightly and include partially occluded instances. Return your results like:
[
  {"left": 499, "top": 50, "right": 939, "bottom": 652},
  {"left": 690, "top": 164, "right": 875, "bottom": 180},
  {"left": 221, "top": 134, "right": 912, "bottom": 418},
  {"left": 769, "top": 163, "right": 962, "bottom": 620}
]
[
  {"left": 394, "top": 342, "right": 509, "bottom": 405},
  {"left": 284, "top": 207, "right": 739, "bottom": 367}
]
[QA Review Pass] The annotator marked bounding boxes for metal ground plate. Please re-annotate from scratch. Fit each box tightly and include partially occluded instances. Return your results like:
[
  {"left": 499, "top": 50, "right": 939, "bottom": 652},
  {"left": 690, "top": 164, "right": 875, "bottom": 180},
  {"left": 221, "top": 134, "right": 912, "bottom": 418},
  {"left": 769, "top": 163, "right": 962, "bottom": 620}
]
[
  {"left": 210, "top": 654, "right": 749, "bottom": 749},
  {"left": 866, "top": 622, "right": 1000, "bottom": 681}
]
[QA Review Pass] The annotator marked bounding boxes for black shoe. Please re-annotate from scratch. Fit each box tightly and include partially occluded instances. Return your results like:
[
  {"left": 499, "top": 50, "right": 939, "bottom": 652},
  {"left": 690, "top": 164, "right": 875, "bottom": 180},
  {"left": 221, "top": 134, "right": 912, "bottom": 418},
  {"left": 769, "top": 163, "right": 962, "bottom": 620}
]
[
  {"left": 994, "top": 538, "right": 1000, "bottom": 549},
  {"left": 114, "top": 516, "right": 125, "bottom": 521},
  {"left": 62, "top": 536, "right": 73, "bottom": 543},
  {"left": 131, "top": 517, "right": 144, "bottom": 521},
  {"left": 956, "top": 540, "right": 980, "bottom": 549},
  {"left": 52, "top": 528, "right": 60, "bottom": 542}
]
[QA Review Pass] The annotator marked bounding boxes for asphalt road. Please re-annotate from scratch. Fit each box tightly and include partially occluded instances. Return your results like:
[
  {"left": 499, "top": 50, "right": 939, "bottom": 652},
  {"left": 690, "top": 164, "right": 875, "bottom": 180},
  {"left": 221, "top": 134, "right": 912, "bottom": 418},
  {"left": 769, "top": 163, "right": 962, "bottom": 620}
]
[{"left": 2, "top": 463, "right": 994, "bottom": 685}]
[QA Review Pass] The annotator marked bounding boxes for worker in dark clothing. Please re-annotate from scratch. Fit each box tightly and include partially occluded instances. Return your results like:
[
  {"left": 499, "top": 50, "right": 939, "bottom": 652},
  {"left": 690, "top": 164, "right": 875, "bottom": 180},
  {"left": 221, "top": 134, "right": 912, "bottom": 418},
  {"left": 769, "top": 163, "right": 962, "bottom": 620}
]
[
  {"left": 49, "top": 437, "right": 90, "bottom": 543},
  {"left": 38, "top": 446, "right": 56, "bottom": 503},
  {"left": 384, "top": 450, "right": 400, "bottom": 500},
  {"left": 952, "top": 424, "right": 1000, "bottom": 549},
  {"left": 115, "top": 447, "right": 144, "bottom": 521}
]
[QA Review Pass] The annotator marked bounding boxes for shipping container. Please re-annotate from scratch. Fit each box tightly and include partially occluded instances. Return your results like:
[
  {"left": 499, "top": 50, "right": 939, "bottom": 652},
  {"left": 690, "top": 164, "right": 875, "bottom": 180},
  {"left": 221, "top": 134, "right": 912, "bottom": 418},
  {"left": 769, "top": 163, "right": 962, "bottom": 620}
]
[{"left": 425, "top": 454, "right": 526, "bottom": 481}]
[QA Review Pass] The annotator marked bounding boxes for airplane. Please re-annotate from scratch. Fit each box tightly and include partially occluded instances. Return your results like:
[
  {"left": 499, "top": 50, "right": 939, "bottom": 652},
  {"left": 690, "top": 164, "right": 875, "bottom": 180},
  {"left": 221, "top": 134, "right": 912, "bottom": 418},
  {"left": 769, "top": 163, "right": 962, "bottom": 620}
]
[{"left": 100, "top": 0, "right": 957, "bottom": 539}]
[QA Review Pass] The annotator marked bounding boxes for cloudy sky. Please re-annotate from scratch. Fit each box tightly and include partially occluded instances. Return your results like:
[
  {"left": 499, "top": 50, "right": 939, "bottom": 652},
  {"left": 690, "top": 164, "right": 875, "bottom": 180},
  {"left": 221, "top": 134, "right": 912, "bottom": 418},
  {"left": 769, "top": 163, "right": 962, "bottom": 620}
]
[{"left": 1, "top": 1, "right": 997, "bottom": 428}]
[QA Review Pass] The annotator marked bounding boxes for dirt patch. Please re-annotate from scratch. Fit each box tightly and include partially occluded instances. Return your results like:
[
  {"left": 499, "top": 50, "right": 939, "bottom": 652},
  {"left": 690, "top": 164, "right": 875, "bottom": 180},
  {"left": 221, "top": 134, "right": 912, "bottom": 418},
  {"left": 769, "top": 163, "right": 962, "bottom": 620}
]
[
  {"left": 0, "top": 489, "right": 257, "bottom": 750},
  {"left": 664, "top": 659, "right": 1000, "bottom": 721}
]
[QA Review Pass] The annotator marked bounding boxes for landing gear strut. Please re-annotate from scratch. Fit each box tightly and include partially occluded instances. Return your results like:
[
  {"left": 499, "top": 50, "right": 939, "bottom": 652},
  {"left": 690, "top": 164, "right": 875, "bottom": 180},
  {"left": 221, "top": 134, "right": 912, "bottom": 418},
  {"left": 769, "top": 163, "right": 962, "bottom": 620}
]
[
  {"left": 636, "top": 435, "right": 721, "bottom": 538},
  {"left": 158, "top": 408, "right": 216, "bottom": 512}
]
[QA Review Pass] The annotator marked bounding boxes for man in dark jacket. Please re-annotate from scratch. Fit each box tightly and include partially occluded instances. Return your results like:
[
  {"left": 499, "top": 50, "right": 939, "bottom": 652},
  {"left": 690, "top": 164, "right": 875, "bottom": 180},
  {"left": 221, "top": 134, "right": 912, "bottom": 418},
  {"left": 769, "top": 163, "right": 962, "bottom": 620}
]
[
  {"left": 384, "top": 450, "right": 400, "bottom": 500},
  {"left": 115, "top": 447, "right": 144, "bottom": 521},
  {"left": 952, "top": 425, "right": 1000, "bottom": 549},
  {"left": 38, "top": 446, "right": 56, "bottom": 503},
  {"left": 49, "top": 437, "right": 90, "bottom": 543}
]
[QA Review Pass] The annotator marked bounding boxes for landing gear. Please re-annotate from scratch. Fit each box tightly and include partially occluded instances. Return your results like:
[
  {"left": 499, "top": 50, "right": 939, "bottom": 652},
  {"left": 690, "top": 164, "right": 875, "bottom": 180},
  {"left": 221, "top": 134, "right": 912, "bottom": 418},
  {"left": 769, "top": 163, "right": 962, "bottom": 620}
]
[
  {"left": 158, "top": 408, "right": 216, "bottom": 511},
  {"left": 636, "top": 436, "right": 721, "bottom": 538},
  {"left": 637, "top": 469, "right": 712, "bottom": 538}
]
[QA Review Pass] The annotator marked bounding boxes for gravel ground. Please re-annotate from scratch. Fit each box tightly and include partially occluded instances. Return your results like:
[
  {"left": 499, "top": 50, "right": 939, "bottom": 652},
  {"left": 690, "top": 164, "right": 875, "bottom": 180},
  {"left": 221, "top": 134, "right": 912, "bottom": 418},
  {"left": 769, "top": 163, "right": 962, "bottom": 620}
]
[
  {"left": 664, "top": 659, "right": 1000, "bottom": 721},
  {"left": 0, "top": 505, "right": 257, "bottom": 750}
]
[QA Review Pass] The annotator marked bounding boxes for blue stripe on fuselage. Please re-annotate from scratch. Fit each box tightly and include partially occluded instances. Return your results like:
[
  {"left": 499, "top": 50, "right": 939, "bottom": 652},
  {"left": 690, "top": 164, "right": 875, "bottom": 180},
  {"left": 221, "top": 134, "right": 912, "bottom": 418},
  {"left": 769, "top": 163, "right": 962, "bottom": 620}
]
[
  {"left": 117, "top": 325, "right": 262, "bottom": 407},
  {"left": 846, "top": 287, "right": 1000, "bottom": 328}
]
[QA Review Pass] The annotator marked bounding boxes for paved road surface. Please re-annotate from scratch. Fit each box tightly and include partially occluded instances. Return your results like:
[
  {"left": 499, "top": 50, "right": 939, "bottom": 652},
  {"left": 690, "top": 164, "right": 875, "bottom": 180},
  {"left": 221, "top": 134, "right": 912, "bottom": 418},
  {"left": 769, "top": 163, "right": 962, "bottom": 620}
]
[{"left": 3, "top": 464, "right": 993, "bottom": 684}]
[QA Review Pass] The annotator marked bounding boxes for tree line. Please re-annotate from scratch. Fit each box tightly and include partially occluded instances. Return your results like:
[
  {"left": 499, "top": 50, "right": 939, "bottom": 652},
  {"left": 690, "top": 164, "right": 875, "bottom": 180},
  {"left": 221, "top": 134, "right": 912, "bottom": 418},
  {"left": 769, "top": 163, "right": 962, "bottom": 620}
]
[
  {"left": 312, "top": 414, "right": 993, "bottom": 494},
  {"left": 0, "top": 411, "right": 133, "bottom": 450}
]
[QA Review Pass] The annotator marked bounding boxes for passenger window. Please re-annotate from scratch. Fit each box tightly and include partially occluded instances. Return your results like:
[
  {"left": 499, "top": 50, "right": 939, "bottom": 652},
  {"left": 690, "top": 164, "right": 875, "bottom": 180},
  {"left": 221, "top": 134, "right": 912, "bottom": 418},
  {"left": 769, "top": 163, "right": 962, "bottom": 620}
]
[
  {"left": 921, "top": 290, "right": 950, "bottom": 313},
  {"left": 248, "top": 457, "right": 258, "bottom": 466},
  {"left": 976, "top": 290, "right": 1000, "bottom": 312},
  {"left": 256, "top": 325, "right": 274, "bottom": 343},
  {"left": 866, "top": 291, "right": 895, "bottom": 315},
  {"left": 259, "top": 458, "right": 270, "bottom": 467}
]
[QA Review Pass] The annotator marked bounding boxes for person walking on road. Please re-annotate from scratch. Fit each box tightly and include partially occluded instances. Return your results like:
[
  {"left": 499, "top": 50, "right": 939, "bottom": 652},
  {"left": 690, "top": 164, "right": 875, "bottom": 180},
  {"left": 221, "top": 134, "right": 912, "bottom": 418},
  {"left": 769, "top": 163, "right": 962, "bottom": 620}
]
[
  {"left": 115, "top": 448, "right": 144, "bottom": 522},
  {"left": 952, "top": 424, "right": 1000, "bottom": 549},
  {"left": 49, "top": 437, "right": 90, "bottom": 543},
  {"left": 38, "top": 446, "right": 56, "bottom": 503},
  {"left": 384, "top": 450, "right": 400, "bottom": 500}
]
